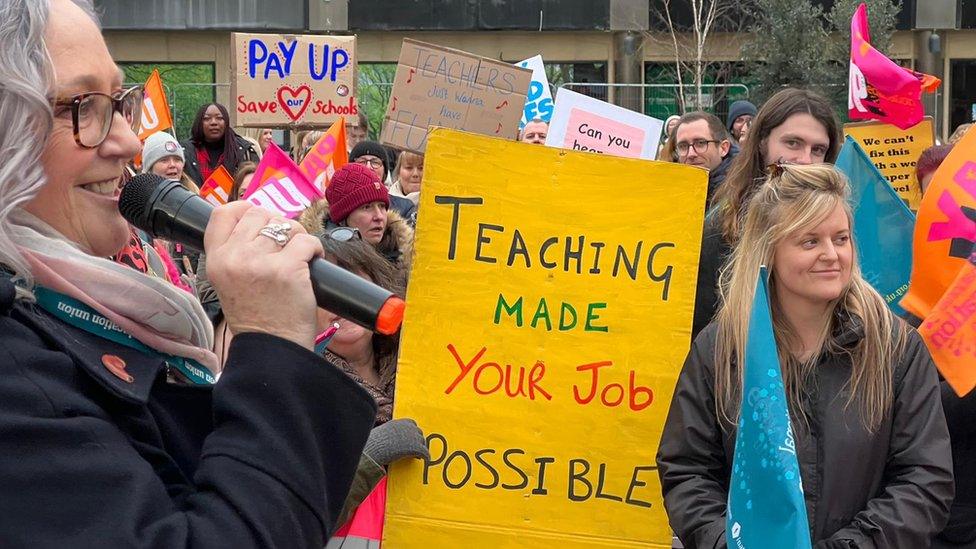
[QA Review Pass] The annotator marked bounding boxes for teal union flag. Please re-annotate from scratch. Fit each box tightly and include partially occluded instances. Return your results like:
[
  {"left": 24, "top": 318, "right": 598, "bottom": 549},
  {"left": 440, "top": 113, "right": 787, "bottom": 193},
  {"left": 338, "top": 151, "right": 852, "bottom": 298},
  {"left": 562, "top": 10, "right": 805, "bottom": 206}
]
[{"left": 726, "top": 267, "right": 812, "bottom": 549}]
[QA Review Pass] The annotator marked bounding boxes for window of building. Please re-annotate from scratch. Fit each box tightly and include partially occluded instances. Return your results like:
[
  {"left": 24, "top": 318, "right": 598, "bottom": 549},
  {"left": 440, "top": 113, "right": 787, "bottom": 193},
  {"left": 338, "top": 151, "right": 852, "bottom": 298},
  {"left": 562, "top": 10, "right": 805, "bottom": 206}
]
[{"left": 950, "top": 59, "right": 976, "bottom": 132}]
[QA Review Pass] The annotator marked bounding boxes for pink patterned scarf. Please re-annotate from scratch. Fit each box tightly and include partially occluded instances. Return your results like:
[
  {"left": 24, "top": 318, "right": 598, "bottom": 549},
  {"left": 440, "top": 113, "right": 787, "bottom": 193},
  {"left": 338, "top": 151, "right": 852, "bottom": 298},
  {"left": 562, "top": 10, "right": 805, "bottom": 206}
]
[{"left": 10, "top": 210, "right": 219, "bottom": 376}]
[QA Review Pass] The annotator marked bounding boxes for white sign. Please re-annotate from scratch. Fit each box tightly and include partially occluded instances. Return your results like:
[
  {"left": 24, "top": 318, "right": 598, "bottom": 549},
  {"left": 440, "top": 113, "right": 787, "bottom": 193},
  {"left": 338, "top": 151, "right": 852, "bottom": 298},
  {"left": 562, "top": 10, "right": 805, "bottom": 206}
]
[
  {"left": 516, "top": 55, "right": 554, "bottom": 129},
  {"left": 545, "top": 88, "right": 664, "bottom": 160}
]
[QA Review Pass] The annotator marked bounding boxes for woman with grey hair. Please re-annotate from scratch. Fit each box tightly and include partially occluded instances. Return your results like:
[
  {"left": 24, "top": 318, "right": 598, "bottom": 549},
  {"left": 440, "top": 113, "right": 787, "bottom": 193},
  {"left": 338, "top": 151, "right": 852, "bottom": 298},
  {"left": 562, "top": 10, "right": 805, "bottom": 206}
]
[{"left": 0, "top": 1, "right": 375, "bottom": 546}]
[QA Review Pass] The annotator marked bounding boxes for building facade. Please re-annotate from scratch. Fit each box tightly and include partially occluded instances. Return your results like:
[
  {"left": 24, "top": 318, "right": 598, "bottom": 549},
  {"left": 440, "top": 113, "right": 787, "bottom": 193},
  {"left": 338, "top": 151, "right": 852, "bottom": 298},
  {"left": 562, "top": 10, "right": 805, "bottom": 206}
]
[{"left": 98, "top": 0, "right": 976, "bottom": 140}]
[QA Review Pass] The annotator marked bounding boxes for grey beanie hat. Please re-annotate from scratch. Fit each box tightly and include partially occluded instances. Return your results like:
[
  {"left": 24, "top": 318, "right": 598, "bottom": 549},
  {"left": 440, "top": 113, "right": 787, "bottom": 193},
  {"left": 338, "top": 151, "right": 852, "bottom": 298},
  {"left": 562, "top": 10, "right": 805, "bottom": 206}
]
[
  {"left": 726, "top": 100, "right": 758, "bottom": 131},
  {"left": 141, "top": 131, "right": 184, "bottom": 174}
]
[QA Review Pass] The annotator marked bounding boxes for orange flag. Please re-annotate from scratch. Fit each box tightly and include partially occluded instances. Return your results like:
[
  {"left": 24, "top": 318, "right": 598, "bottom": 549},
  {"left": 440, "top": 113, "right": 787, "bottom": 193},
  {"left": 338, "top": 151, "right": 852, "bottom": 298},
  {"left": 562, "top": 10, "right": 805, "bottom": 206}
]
[
  {"left": 901, "top": 127, "right": 976, "bottom": 319},
  {"left": 138, "top": 69, "right": 174, "bottom": 141},
  {"left": 300, "top": 116, "right": 348, "bottom": 190},
  {"left": 919, "top": 257, "right": 976, "bottom": 396},
  {"left": 199, "top": 165, "right": 234, "bottom": 206}
]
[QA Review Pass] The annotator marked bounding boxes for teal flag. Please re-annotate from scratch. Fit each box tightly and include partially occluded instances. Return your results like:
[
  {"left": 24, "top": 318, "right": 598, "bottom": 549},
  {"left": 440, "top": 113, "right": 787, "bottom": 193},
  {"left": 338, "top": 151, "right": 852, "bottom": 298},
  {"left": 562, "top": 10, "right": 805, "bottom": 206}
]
[
  {"left": 836, "top": 137, "right": 916, "bottom": 315},
  {"left": 727, "top": 267, "right": 811, "bottom": 549}
]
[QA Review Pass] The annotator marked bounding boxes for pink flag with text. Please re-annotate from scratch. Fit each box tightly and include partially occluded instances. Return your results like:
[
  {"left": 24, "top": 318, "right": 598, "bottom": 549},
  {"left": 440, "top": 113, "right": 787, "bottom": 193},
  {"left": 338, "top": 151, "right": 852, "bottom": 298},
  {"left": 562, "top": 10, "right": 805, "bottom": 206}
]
[
  {"left": 849, "top": 3, "right": 939, "bottom": 130},
  {"left": 300, "top": 116, "right": 348, "bottom": 191},
  {"left": 242, "top": 142, "right": 323, "bottom": 219}
]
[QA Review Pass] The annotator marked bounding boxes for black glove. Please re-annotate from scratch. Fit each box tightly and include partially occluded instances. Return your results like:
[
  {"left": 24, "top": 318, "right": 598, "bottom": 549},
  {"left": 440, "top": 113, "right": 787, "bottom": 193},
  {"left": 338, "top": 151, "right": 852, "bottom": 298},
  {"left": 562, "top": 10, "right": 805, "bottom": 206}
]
[{"left": 363, "top": 418, "right": 430, "bottom": 468}]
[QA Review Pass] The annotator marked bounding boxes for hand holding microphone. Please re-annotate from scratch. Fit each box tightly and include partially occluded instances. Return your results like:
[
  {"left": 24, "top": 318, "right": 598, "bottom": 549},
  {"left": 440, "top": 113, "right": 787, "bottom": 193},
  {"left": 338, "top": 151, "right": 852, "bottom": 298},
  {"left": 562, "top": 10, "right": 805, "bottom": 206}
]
[
  {"left": 119, "top": 175, "right": 405, "bottom": 346},
  {"left": 204, "top": 203, "right": 325, "bottom": 350}
]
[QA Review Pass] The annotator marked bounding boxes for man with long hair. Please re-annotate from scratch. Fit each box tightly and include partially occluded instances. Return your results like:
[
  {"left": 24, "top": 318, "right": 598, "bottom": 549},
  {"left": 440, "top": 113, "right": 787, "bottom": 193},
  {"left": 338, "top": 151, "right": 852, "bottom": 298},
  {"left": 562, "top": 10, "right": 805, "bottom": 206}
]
[{"left": 693, "top": 88, "right": 843, "bottom": 341}]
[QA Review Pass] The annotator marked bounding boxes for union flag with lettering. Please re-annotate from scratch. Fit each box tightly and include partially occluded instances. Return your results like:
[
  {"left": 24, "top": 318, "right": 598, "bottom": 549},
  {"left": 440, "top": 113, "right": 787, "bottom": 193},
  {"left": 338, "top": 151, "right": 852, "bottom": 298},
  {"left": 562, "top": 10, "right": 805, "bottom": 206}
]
[
  {"left": 138, "top": 69, "right": 174, "bottom": 140},
  {"left": 243, "top": 142, "right": 323, "bottom": 218},
  {"left": 300, "top": 116, "right": 348, "bottom": 191},
  {"left": 848, "top": 3, "right": 939, "bottom": 130}
]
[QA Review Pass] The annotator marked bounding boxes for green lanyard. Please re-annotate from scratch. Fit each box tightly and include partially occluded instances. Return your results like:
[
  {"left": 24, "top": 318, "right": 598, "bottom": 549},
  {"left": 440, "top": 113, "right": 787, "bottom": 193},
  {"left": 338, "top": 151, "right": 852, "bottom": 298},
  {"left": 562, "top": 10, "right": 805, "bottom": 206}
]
[{"left": 33, "top": 286, "right": 216, "bottom": 385}]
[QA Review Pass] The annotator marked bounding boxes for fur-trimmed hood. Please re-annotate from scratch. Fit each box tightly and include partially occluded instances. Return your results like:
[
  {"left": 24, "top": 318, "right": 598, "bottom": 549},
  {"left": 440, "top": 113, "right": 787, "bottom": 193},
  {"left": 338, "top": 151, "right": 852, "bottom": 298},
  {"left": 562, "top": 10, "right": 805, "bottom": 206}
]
[{"left": 298, "top": 198, "right": 414, "bottom": 271}]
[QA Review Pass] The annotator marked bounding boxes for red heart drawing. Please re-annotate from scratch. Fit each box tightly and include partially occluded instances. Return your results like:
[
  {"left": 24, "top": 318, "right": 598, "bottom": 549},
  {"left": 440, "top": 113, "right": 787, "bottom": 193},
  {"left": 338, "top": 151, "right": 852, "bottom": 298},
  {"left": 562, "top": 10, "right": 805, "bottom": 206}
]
[{"left": 276, "top": 85, "right": 312, "bottom": 121}]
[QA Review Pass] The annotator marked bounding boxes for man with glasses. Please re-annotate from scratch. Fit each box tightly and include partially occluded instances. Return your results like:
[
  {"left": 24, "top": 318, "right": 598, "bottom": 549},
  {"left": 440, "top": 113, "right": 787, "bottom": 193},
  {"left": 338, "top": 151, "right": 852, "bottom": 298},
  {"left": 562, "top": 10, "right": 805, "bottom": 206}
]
[{"left": 672, "top": 111, "right": 737, "bottom": 206}]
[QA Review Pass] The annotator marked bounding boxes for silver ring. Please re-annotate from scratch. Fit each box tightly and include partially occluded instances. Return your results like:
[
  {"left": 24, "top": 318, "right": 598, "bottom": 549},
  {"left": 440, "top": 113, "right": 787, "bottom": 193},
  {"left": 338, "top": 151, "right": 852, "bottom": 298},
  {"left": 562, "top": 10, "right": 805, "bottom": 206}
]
[{"left": 258, "top": 222, "right": 292, "bottom": 247}]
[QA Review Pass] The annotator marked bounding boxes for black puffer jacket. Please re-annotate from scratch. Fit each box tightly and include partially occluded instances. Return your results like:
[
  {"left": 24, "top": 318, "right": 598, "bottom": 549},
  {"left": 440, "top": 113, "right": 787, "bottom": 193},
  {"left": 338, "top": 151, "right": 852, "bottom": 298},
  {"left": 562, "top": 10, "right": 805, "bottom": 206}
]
[
  {"left": 692, "top": 213, "right": 728, "bottom": 341},
  {"left": 706, "top": 143, "right": 738, "bottom": 208},
  {"left": 0, "top": 275, "right": 376, "bottom": 547},
  {"left": 658, "top": 320, "right": 954, "bottom": 548},
  {"left": 934, "top": 382, "right": 976, "bottom": 548}
]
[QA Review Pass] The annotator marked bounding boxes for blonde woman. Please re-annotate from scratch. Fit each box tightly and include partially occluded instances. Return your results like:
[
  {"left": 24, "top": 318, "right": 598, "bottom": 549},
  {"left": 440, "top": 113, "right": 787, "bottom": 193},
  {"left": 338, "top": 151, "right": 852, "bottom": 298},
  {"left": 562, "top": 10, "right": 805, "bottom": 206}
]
[
  {"left": 390, "top": 150, "right": 423, "bottom": 205},
  {"left": 657, "top": 164, "right": 953, "bottom": 547}
]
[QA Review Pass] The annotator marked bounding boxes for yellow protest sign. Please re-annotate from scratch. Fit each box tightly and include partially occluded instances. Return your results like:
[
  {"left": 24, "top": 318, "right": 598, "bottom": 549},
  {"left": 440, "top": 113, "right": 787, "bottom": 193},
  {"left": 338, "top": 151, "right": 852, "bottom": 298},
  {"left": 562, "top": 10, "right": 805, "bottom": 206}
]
[
  {"left": 844, "top": 117, "right": 934, "bottom": 210},
  {"left": 386, "top": 128, "right": 707, "bottom": 547}
]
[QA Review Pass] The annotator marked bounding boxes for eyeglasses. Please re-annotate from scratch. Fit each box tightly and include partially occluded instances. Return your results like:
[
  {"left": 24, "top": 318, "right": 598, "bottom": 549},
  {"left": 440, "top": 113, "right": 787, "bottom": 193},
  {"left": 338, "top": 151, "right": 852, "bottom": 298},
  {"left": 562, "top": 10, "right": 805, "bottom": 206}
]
[
  {"left": 327, "top": 227, "right": 362, "bottom": 242},
  {"left": 53, "top": 86, "right": 143, "bottom": 148},
  {"left": 676, "top": 139, "right": 720, "bottom": 156},
  {"left": 354, "top": 157, "right": 384, "bottom": 169}
]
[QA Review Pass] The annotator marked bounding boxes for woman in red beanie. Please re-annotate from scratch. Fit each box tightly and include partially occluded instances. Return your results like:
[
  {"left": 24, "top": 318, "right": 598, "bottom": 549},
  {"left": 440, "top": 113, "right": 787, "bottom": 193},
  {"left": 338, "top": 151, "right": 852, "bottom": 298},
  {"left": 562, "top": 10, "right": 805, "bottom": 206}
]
[{"left": 299, "top": 163, "right": 414, "bottom": 274}]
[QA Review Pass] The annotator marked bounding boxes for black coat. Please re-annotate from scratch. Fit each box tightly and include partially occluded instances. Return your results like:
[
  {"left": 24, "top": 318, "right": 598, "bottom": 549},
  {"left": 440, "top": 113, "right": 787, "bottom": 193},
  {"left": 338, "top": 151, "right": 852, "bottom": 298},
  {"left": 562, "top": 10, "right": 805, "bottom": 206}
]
[
  {"left": 934, "top": 382, "right": 976, "bottom": 547},
  {"left": 390, "top": 195, "right": 418, "bottom": 228},
  {"left": 0, "top": 276, "right": 376, "bottom": 547},
  {"left": 658, "top": 322, "right": 954, "bottom": 548},
  {"left": 706, "top": 143, "right": 738, "bottom": 208},
  {"left": 692, "top": 214, "right": 729, "bottom": 341},
  {"left": 182, "top": 134, "right": 259, "bottom": 187}
]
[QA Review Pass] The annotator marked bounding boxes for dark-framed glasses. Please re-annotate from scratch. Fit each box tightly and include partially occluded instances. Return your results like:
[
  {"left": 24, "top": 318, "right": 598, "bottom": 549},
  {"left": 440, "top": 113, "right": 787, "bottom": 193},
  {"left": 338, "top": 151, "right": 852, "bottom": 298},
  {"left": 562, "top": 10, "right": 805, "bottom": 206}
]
[
  {"left": 676, "top": 139, "right": 720, "bottom": 156},
  {"left": 53, "top": 85, "right": 143, "bottom": 148},
  {"left": 327, "top": 226, "right": 362, "bottom": 242},
  {"left": 354, "top": 157, "right": 384, "bottom": 169}
]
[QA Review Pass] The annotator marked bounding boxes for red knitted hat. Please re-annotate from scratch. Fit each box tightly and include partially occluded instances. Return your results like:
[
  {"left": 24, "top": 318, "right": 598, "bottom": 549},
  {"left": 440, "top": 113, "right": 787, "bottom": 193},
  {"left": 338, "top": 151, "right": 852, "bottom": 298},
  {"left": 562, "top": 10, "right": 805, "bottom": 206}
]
[{"left": 325, "top": 163, "right": 390, "bottom": 222}]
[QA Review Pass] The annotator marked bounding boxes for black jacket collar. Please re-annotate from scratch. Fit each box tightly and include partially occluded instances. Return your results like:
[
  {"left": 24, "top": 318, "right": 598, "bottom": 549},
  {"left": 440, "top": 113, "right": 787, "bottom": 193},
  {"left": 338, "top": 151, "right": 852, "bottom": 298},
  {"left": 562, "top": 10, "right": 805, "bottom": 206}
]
[{"left": 14, "top": 300, "right": 165, "bottom": 405}]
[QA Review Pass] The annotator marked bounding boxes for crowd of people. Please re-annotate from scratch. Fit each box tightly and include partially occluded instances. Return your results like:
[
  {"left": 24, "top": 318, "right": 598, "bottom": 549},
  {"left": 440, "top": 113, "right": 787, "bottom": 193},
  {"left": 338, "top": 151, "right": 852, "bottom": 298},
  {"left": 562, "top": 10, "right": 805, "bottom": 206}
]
[
  {"left": 653, "top": 92, "right": 973, "bottom": 547},
  {"left": 0, "top": 0, "right": 973, "bottom": 547}
]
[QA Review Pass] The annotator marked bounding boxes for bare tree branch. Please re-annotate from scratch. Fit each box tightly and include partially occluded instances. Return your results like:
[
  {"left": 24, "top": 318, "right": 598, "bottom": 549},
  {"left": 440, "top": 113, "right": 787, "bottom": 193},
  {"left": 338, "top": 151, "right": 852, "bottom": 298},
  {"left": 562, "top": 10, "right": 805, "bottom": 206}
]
[{"left": 646, "top": 0, "right": 754, "bottom": 115}]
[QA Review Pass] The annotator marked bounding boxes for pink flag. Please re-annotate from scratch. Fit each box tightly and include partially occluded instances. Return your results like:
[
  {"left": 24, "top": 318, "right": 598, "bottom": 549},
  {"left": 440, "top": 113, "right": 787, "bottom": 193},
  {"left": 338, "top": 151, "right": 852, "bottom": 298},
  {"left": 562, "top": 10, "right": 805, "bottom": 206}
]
[
  {"left": 849, "top": 2, "right": 940, "bottom": 130},
  {"left": 242, "top": 142, "right": 323, "bottom": 219},
  {"left": 300, "top": 116, "right": 348, "bottom": 191}
]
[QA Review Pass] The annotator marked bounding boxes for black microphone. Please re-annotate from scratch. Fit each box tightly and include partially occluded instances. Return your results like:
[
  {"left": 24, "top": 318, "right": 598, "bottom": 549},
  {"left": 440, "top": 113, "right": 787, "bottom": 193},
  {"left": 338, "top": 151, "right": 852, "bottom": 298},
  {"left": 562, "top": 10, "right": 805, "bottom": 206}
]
[{"left": 119, "top": 173, "right": 405, "bottom": 335}]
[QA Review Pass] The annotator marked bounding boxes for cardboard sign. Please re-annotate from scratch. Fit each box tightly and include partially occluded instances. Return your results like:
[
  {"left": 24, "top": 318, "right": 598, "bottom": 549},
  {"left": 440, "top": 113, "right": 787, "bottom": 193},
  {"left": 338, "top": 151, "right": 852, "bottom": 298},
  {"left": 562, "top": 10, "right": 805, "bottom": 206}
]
[
  {"left": 844, "top": 117, "right": 933, "bottom": 210},
  {"left": 242, "top": 142, "right": 323, "bottom": 218},
  {"left": 901, "top": 126, "right": 976, "bottom": 319},
  {"left": 231, "top": 33, "right": 357, "bottom": 128},
  {"left": 516, "top": 55, "right": 554, "bottom": 129},
  {"left": 545, "top": 88, "right": 663, "bottom": 160},
  {"left": 385, "top": 128, "right": 706, "bottom": 547},
  {"left": 380, "top": 39, "right": 531, "bottom": 153},
  {"left": 920, "top": 257, "right": 976, "bottom": 397}
]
